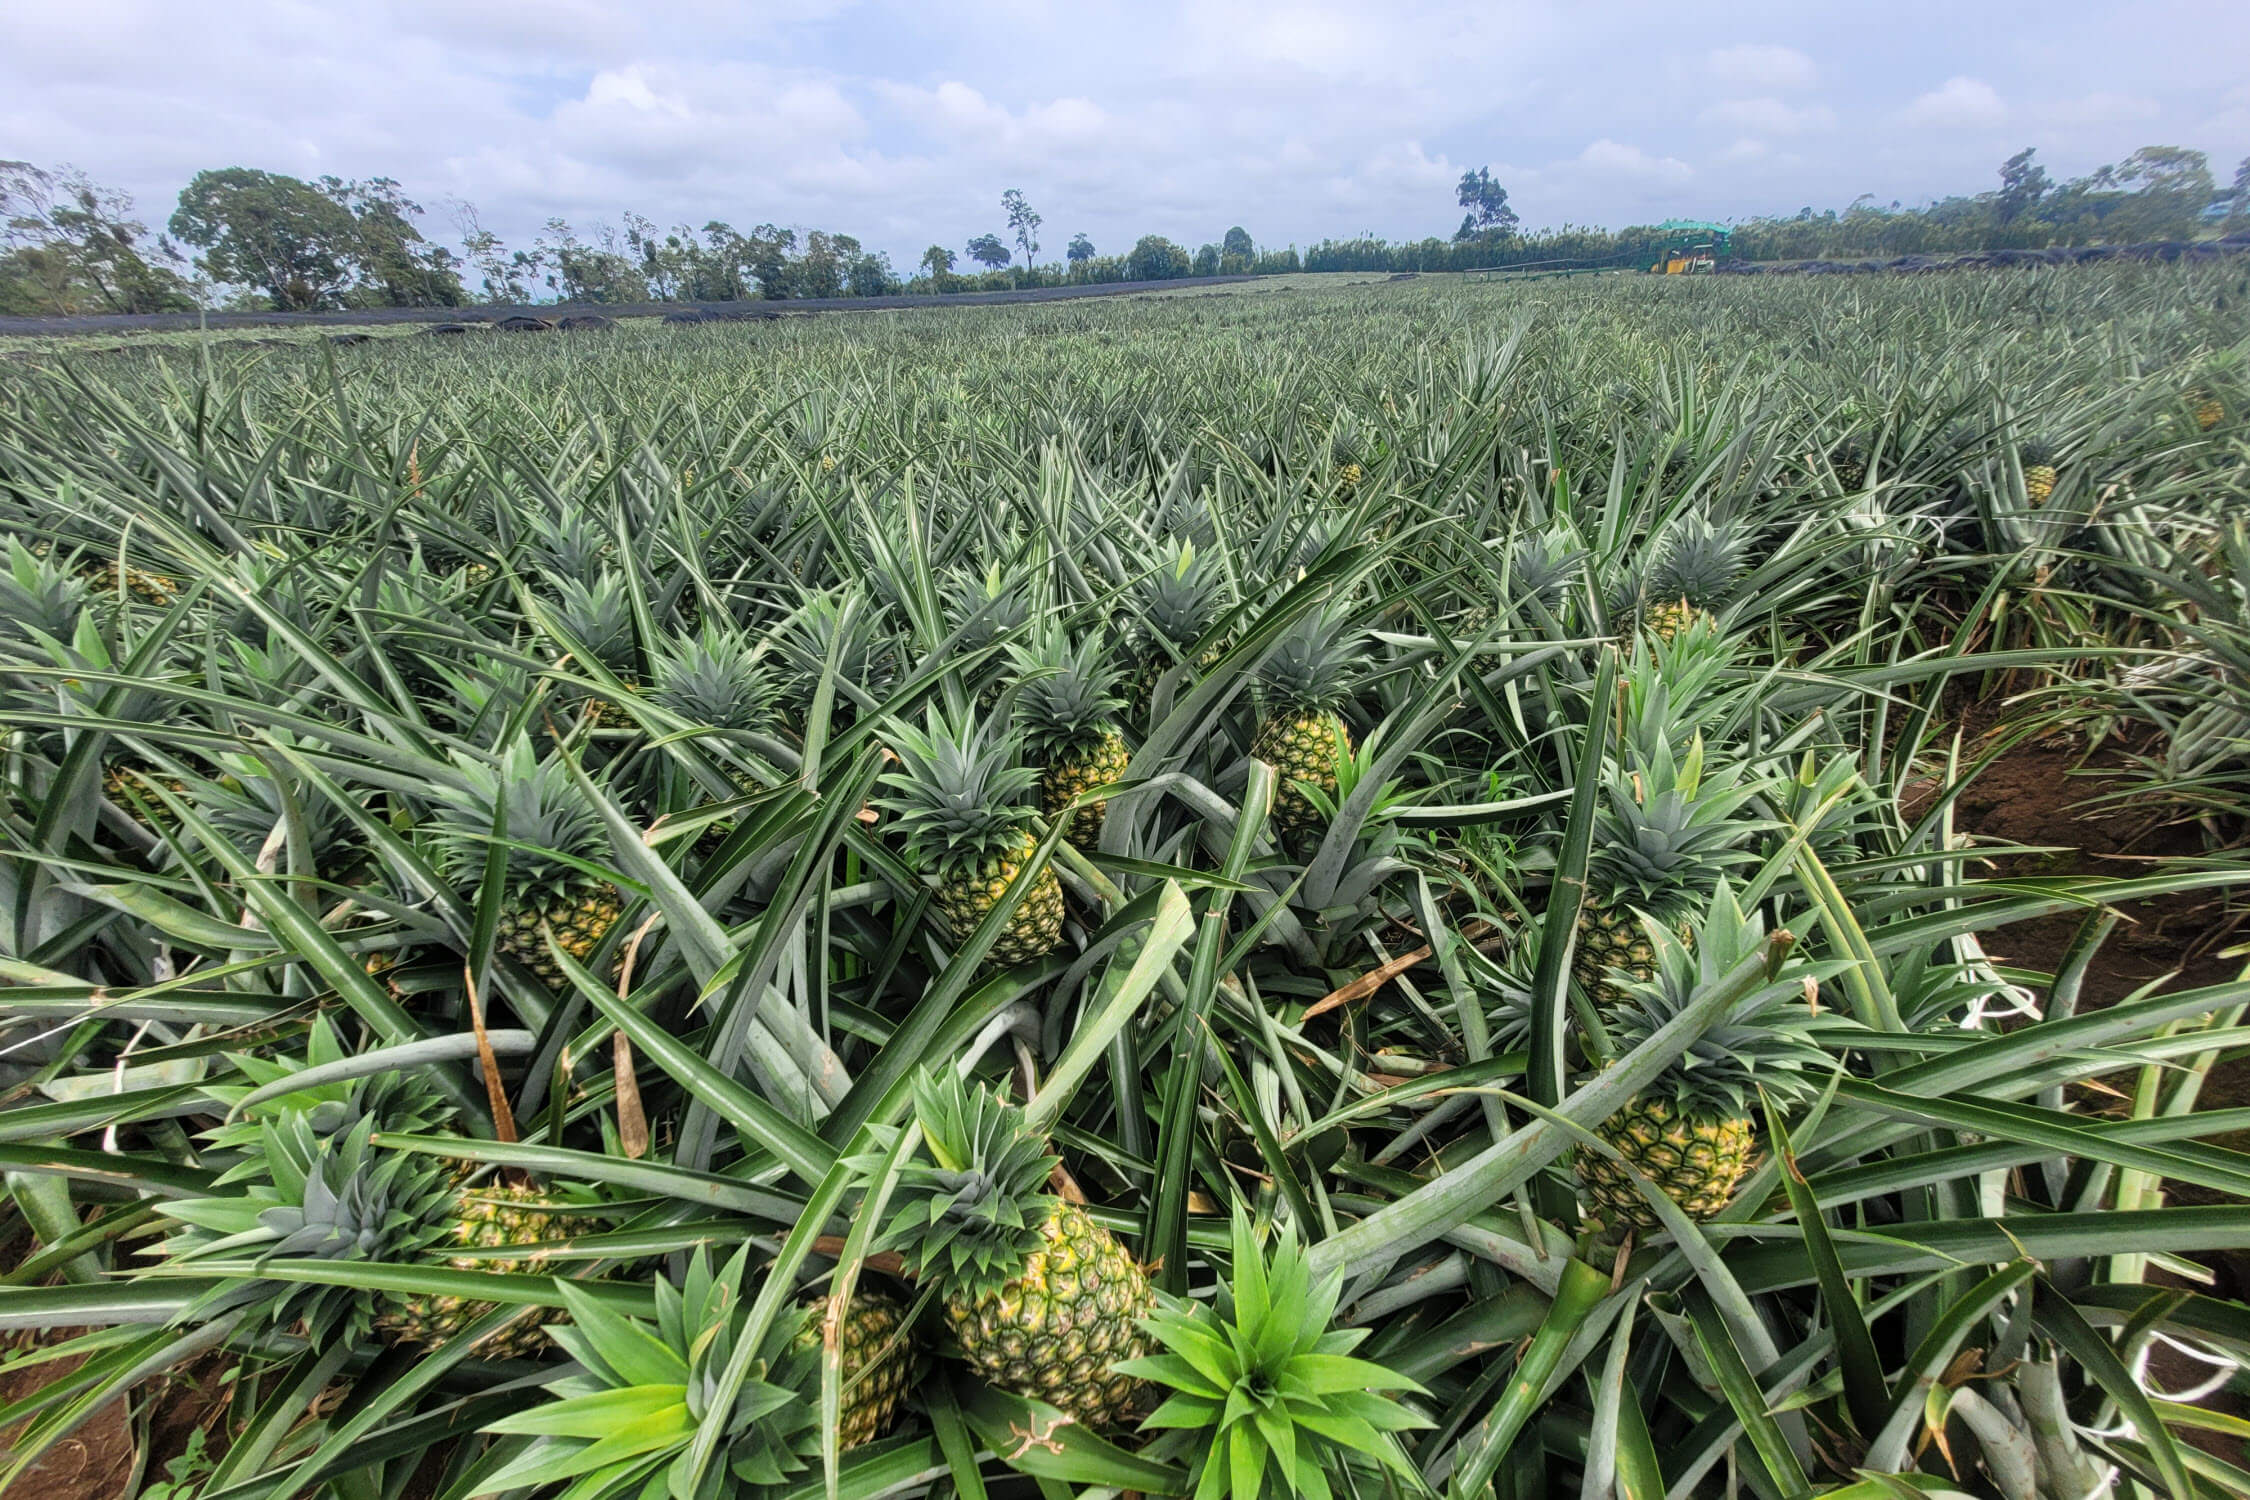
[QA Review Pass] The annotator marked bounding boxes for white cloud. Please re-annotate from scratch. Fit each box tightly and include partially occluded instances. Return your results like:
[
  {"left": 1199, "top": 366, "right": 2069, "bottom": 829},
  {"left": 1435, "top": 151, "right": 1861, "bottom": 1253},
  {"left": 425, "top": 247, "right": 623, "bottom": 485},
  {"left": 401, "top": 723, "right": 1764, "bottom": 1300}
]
[
  {"left": 1574, "top": 139, "right": 1693, "bottom": 183},
  {"left": 1702, "top": 97, "right": 1835, "bottom": 135},
  {"left": 1707, "top": 44, "right": 1817, "bottom": 92},
  {"left": 1900, "top": 76, "right": 2006, "bottom": 128}
]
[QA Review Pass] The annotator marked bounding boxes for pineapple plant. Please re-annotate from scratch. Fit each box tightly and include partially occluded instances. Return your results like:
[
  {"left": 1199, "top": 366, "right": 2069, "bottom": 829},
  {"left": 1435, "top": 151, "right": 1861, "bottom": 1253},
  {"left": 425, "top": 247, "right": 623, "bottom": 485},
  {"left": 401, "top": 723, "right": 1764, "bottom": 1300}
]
[
  {"left": 1575, "top": 731, "right": 1763, "bottom": 1007},
  {"left": 1574, "top": 885, "right": 1828, "bottom": 1231},
  {"left": 876, "top": 1070, "right": 1151, "bottom": 1428},
  {"left": 2021, "top": 439, "right": 2058, "bottom": 506},
  {"left": 1121, "top": 1208, "right": 1428, "bottom": 1496},
  {"left": 1012, "top": 627, "right": 1131, "bottom": 850},
  {"left": 425, "top": 739, "right": 625, "bottom": 988},
  {"left": 376, "top": 1179, "right": 600, "bottom": 1358},
  {"left": 2191, "top": 389, "right": 2224, "bottom": 429},
  {"left": 1250, "top": 609, "right": 1361, "bottom": 836},
  {"left": 483, "top": 1245, "right": 903, "bottom": 1500},
  {"left": 875, "top": 710, "right": 1065, "bottom": 967}
]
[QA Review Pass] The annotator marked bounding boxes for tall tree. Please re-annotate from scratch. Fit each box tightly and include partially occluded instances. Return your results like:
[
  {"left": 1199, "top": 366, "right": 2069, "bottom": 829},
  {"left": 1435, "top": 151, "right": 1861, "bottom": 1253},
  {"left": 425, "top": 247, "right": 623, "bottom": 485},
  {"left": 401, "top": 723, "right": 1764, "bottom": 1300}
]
[
  {"left": 1454, "top": 167, "right": 1519, "bottom": 241},
  {"left": 1066, "top": 232, "right": 1095, "bottom": 264},
  {"left": 1, "top": 160, "right": 192, "bottom": 315},
  {"left": 966, "top": 233, "right": 1011, "bottom": 272},
  {"left": 1221, "top": 225, "right": 1254, "bottom": 259},
  {"left": 316, "top": 176, "right": 465, "bottom": 306},
  {"left": 1127, "top": 235, "right": 1189, "bottom": 281},
  {"left": 1002, "top": 189, "right": 1041, "bottom": 282},
  {"left": 449, "top": 199, "right": 535, "bottom": 304},
  {"left": 170, "top": 168, "right": 360, "bottom": 310},
  {"left": 920, "top": 244, "right": 956, "bottom": 282},
  {"left": 1994, "top": 148, "right": 2051, "bottom": 224}
]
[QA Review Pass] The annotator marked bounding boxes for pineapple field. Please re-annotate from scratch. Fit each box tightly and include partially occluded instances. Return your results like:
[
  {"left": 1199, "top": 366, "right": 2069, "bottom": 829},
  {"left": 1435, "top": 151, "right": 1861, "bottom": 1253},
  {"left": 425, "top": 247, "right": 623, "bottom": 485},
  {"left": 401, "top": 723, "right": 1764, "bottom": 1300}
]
[{"left": 2, "top": 262, "right": 2249, "bottom": 1500}]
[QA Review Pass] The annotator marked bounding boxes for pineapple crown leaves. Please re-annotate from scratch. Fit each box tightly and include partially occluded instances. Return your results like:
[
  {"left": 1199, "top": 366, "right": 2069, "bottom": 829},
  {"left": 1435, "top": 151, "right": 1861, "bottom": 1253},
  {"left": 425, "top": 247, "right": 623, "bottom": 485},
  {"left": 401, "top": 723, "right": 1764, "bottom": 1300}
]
[
  {"left": 1617, "top": 622, "right": 1740, "bottom": 757},
  {"left": 871, "top": 1069, "right": 1058, "bottom": 1295},
  {"left": 777, "top": 587, "right": 896, "bottom": 699},
  {"left": 425, "top": 737, "right": 613, "bottom": 898},
  {"left": 1603, "top": 882, "right": 1838, "bottom": 1119},
  {"left": 522, "top": 505, "right": 613, "bottom": 579},
  {"left": 1502, "top": 524, "right": 1588, "bottom": 612},
  {"left": 1117, "top": 1207, "right": 1430, "bottom": 1500},
  {"left": 0, "top": 538, "right": 91, "bottom": 652},
  {"left": 873, "top": 708, "right": 1042, "bottom": 871},
  {"left": 199, "top": 1017, "right": 453, "bottom": 1162},
  {"left": 651, "top": 625, "right": 774, "bottom": 733},
  {"left": 1135, "top": 541, "right": 1228, "bottom": 653},
  {"left": 942, "top": 564, "right": 1034, "bottom": 655},
  {"left": 482, "top": 1245, "right": 821, "bottom": 1500},
  {"left": 1647, "top": 509, "right": 1751, "bottom": 611},
  {"left": 544, "top": 571, "right": 639, "bottom": 675},
  {"left": 1587, "top": 734, "right": 1767, "bottom": 918},
  {"left": 1010, "top": 625, "right": 1125, "bottom": 755},
  {"left": 1256, "top": 608, "right": 1363, "bottom": 715},
  {"left": 155, "top": 1110, "right": 452, "bottom": 1341}
]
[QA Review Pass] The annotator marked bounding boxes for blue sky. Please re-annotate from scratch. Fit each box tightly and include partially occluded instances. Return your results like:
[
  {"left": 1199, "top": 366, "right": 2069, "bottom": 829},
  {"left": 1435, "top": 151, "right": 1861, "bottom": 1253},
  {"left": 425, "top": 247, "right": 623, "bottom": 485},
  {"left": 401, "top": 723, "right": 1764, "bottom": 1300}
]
[{"left": 4, "top": 2, "right": 2245, "bottom": 270}]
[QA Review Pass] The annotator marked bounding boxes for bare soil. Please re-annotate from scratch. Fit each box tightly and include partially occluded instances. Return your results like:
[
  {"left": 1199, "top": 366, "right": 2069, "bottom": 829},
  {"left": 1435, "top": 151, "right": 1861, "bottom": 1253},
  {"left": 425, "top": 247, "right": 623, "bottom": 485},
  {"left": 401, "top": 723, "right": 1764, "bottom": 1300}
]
[{"left": 1936, "top": 718, "right": 2250, "bottom": 1460}]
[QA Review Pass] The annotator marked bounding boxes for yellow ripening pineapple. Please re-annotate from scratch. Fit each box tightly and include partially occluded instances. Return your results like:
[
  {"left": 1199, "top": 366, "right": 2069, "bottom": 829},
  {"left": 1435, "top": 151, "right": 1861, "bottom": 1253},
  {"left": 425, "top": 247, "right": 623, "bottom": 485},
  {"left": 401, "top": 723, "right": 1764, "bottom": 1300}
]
[
  {"left": 1250, "top": 610, "right": 1362, "bottom": 837},
  {"left": 1575, "top": 886, "right": 1825, "bottom": 1233},
  {"left": 876, "top": 1071, "right": 1151, "bottom": 1428},
  {"left": 876, "top": 709, "right": 1065, "bottom": 967}
]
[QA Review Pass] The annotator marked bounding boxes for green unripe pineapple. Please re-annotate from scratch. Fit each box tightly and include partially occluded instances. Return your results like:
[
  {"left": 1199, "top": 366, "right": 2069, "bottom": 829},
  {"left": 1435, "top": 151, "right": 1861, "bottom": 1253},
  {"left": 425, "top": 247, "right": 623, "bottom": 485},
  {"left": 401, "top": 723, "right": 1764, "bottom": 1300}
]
[
  {"left": 428, "top": 739, "right": 625, "bottom": 989},
  {"left": 379, "top": 1181, "right": 596, "bottom": 1357},
  {"left": 878, "top": 710, "right": 1064, "bottom": 967}
]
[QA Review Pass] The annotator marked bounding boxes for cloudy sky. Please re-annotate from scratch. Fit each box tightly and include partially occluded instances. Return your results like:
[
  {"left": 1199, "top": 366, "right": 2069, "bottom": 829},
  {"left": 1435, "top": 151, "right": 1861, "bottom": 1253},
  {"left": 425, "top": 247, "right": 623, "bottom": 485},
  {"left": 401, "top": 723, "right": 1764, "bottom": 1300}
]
[{"left": 5, "top": 1, "right": 2246, "bottom": 269}]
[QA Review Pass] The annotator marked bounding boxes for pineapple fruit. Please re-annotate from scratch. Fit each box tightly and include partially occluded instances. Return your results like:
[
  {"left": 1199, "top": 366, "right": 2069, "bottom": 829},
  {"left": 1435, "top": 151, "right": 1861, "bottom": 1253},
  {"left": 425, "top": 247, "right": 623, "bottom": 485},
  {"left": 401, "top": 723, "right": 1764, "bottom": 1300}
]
[
  {"left": 427, "top": 740, "right": 625, "bottom": 988},
  {"left": 2020, "top": 440, "right": 2058, "bottom": 506},
  {"left": 378, "top": 1181, "right": 597, "bottom": 1358},
  {"left": 1576, "top": 732, "right": 1761, "bottom": 1007},
  {"left": 1013, "top": 627, "right": 1131, "bottom": 850},
  {"left": 2191, "top": 390, "right": 2223, "bottom": 430},
  {"left": 1575, "top": 886, "right": 1826, "bottom": 1231},
  {"left": 876, "top": 710, "right": 1065, "bottom": 967},
  {"left": 877, "top": 1070, "right": 1151, "bottom": 1428},
  {"left": 793, "top": 1287, "right": 915, "bottom": 1448},
  {"left": 1250, "top": 610, "right": 1362, "bottom": 837}
]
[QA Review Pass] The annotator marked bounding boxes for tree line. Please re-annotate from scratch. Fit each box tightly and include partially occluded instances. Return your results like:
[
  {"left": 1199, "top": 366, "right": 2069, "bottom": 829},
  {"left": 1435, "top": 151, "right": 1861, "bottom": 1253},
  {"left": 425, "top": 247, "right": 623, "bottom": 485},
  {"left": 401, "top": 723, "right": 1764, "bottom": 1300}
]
[{"left": 4, "top": 145, "right": 2244, "bottom": 317}]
